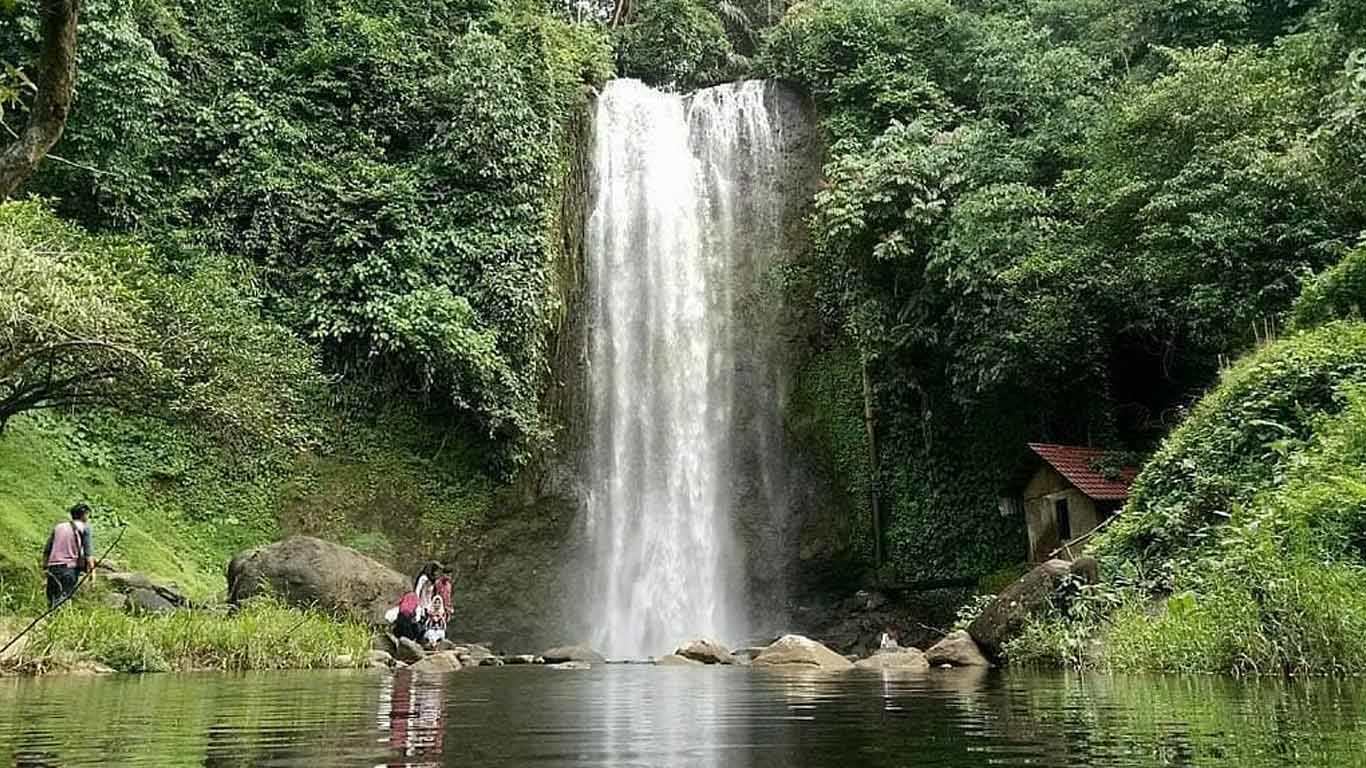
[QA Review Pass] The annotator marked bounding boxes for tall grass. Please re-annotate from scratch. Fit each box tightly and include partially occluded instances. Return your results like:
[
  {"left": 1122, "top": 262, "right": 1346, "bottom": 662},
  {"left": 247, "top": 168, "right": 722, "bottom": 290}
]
[{"left": 2, "top": 598, "right": 370, "bottom": 674}]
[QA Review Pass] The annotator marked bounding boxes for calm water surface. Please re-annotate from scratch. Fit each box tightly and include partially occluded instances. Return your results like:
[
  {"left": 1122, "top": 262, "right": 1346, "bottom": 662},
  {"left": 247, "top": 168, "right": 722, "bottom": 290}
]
[{"left": 1, "top": 666, "right": 1363, "bottom": 767}]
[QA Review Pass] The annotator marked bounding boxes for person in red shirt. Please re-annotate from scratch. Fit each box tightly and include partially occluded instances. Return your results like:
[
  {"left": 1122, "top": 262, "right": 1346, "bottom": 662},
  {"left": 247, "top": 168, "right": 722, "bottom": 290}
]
[{"left": 41, "top": 502, "right": 94, "bottom": 608}]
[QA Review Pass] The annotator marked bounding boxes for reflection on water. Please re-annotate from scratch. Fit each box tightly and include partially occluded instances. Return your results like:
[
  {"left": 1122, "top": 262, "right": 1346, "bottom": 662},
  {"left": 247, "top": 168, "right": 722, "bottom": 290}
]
[{"left": 0, "top": 666, "right": 1364, "bottom": 767}]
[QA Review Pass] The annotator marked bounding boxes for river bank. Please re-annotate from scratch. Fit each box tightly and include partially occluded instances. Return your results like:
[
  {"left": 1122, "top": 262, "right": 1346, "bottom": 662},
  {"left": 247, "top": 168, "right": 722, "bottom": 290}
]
[{"left": 0, "top": 599, "right": 369, "bottom": 676}]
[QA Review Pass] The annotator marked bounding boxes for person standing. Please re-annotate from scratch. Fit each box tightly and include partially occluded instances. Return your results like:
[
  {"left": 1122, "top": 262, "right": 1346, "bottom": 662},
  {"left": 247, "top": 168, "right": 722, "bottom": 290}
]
[{"left": 41, "top": 502, "right": 94, "bottom": 608}]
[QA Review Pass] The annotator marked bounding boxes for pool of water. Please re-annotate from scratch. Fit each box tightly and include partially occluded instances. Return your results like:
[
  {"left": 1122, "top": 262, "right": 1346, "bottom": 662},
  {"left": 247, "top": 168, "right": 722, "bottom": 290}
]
[{"left": 0, "top": 665, "right": 1363, "bottom": 767}]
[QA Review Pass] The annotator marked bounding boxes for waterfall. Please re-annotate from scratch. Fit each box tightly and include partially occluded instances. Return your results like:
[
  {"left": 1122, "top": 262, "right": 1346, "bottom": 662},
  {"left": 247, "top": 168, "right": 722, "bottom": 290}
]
[{"left": 584, "top": 79, "right": 792, "bottom": 658}]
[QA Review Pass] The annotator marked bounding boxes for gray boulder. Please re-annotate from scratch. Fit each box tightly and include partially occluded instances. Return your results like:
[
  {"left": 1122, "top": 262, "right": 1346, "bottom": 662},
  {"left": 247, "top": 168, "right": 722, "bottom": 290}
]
[
  {"left": 396, "top": 637, "right": 426, "bottom": 664},
  {"left": 106, "top": 571, "right": 189, "bottom": 609},
  {"left": 505, "top": 654, "right": 543, "bottom": 665},
  {"left": 226, "top": 536, "right": 408, "bottom": 625},
  {"left": 541, "top": 645, "right": 606, "bottom": 664},
  {"left": 925, "top": 631, "right": 991, "bottom": 668},
  {"left": 368, "top": 650, "right": 396, "bottom": 668},
  {"left": 751, "top": 635, "right": 853, "bottom": 670},
  {"left": 656, "top": 654, "right": 703, "bottom": 666},
  {"left": 967, "top": 558, "right": 1095, "bottom": 659},
  {"left": 126, "top": 587, "right": 176, "bottom": 615},
  {"left": 372, "top": 633, "right": 399, "bottom": 658},
  {"left": 409, "top": 651, "right": 463, "bottom": 675},
  {"left": 854, "top": 648, "right": 930, "bottom": 671},
  {"left": 675, "top": 638, "right": 735, "bottom": 665},
  {"left": 549, "top": 661, "right": 592, "bottom": 670}
]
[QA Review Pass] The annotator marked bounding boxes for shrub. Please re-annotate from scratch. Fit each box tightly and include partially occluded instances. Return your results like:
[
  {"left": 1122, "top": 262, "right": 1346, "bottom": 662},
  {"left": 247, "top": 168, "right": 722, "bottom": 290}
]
[
  {"left": 1101, "top": 322, "right": 1366, "bottom": 571},
  {"left": 0, "top": 201, "right": 326, "bottom": 447},
  {"left": 1292, "top": 246, "right": 1366, "bottom": 330},
  {"left": 616, "top": 0, "right": 735, "bottom": 90}
]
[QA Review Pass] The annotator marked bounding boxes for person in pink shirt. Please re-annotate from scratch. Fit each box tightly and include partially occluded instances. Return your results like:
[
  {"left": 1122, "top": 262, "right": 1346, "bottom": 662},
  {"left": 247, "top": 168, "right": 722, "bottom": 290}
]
[{"left": 41, "top": 502, "right": 94, "bottom": 607}]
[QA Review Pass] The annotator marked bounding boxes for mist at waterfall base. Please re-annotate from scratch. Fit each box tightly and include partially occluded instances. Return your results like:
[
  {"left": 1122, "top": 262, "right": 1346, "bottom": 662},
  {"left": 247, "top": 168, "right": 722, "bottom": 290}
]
[{"left": 583, "top": 79, "right": 795, "bottom": 659}]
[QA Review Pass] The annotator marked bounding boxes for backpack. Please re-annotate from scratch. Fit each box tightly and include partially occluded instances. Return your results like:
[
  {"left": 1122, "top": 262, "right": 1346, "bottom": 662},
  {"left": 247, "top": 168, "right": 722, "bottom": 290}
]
[{"left": 397, "top": 591, "right": 420, "bottom": 617}]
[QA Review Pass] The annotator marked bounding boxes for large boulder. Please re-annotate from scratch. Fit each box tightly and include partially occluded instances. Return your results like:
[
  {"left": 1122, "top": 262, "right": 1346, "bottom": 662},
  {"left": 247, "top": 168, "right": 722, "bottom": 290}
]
[
  {"left": 967, "top": 558, "right": 1096, "bottom": 659},
  {"left": 396, "top": 638, "right": 427, "bottom": 664},
  {"left": 226, "top": 536, "right": 408, "bottom": 625},
  {"left": 674, "top": 639, "right": 735, "bottom": 665},
  {"left": 409, "top": 651, "right": 463, "bottom": 675},
  {"left": 751, "top": 635, "right": 853, "bottom": 670},
  {"left": 926, "top": 631, "right": 991, "bottom": 668},
  {"left": 854, "top": 648, "right": 930, "bottom": 672},
  {"left": 541, "top": 645, "right": 606, "bottom": 664}
]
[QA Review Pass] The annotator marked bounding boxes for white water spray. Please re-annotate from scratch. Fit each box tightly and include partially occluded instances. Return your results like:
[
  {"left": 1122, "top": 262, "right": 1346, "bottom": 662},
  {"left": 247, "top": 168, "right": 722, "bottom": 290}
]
[{"left": 584, "top": 79, "right": 790, "bottom": 658}]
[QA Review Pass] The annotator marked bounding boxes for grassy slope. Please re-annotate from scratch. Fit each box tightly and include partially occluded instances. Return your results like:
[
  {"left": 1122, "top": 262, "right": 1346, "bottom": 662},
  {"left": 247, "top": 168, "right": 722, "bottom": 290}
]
[
  {"left": 0, "top": 403, "right": 499, "bottom": 618},
  {"left": 0, "top": 414, "right": 265, "bottom": 612}
]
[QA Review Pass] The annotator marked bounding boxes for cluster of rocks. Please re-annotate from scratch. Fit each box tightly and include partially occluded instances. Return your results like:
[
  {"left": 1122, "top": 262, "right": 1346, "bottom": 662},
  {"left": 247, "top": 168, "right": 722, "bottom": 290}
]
[
  {"left": 99, "top": 570, "right": 192, "bottom": 615},
  {"left": 643, "top": 557, "right": 1101, "bottom": 674},
  {"left": 366, "top": 637, "right": 618, "bottom": 674},
  {"left": 212, "top": 537, "right": 1092, "bottom": 677}
]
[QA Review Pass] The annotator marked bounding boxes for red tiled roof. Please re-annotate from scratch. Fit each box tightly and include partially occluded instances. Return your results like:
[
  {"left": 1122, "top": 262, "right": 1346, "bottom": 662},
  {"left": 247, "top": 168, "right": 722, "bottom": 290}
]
[{"left": 1028, "top": 443, "right": 1138, "bottom": 501}]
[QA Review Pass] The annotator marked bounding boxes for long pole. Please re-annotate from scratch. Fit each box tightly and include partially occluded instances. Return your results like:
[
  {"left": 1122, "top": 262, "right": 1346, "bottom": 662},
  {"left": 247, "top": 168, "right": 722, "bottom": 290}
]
[{"left": 0, "top": 524, "right": 126, "bottom": 659}]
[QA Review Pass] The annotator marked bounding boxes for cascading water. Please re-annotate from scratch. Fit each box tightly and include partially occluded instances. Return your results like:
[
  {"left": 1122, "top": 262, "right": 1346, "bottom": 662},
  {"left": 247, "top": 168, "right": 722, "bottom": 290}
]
[{"left": 584, "top": 79, "right": 794, "bottom": 658}]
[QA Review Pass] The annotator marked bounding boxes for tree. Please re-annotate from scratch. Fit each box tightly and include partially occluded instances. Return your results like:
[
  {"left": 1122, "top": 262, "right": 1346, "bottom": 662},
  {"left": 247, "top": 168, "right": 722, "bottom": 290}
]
[
  {"left": 0, "top": 0, "right": 78, "bottom": 199},
  {"left": 0, "top": 201, "right": 325, "bottom": 447}
]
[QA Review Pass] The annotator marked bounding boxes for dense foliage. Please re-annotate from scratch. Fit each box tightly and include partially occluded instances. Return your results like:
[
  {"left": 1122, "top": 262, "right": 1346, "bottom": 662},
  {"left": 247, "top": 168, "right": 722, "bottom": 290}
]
[
  {"left": 2, "top": 0, "right": 613, "bottom": 470},
  {"left": 0, "top": 202, "right": 324, "bottom": 446},
  {"left": 615, "top": 0, "right": 736, "bottom": 89},
  {"left": 758, "top": 0, "right": 1366, "bottom": 579},
  {"left": 1008, "top": 322, "right": 1366, "bottom": 674}
]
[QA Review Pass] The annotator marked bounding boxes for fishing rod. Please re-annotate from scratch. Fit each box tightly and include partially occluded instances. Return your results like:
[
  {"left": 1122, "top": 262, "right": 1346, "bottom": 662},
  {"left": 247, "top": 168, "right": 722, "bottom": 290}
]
[{"left": 0, "top": 522, "right": 128, "bottom": 659}]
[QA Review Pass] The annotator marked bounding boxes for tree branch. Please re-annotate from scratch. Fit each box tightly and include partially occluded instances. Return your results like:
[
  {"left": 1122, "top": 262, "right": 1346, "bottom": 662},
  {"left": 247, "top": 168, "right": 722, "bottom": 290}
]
[{"left": 0, "top": 0, "right": 80, "bottom": 199}]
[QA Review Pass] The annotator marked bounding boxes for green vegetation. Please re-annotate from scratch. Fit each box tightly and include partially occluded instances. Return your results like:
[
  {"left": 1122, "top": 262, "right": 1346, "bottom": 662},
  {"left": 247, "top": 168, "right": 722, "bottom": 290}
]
[
  {"left": 0, "top": 0, "right": 600, "bottom": 669},
  {"left": 3, "top": 0, "right": 1366, "bottom": 677},
  {"left": 756, "top": 0, "right": 1366, "bottom": 581},
  {"left": 2, "top": 0, "right": 613, "bottom": 472},
  {"left": 1007, "top": 323, "right": 1366, "bottom": 674},
  {"left": 3, "top": 598, "right": 370, "bottom": 673}
]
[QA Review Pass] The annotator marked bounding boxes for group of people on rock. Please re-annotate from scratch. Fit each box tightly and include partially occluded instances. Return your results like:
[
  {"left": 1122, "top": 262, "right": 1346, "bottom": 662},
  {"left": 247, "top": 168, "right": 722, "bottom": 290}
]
[{"left": 391, "top": 561, "right": 454, "bottom": 646}]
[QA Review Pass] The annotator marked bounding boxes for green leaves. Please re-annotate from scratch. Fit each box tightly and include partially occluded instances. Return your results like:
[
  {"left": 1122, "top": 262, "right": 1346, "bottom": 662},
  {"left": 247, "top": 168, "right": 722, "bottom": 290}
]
[
  {"left": 0, "top": 201, "right": 325, "bottom": 448},
  {"left": 615, "top": 0, "right": 736, "bottom": 89}
]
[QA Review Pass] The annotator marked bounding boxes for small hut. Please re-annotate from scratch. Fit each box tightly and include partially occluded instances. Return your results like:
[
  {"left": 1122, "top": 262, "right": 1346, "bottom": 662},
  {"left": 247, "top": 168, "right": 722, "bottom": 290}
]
[{"left": 1000, "top": 443, "right": 1139, "bottom": 562}]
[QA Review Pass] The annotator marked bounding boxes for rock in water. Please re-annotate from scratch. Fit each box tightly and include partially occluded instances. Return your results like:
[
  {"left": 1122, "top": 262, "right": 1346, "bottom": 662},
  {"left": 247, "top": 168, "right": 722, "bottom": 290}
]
[
  {"left": 549, "top": 661, "right": 592, "bottom": 670},
  {"left": 226, "top": 536, "right": 408, "bottom": 625},
  {"left": 409, "top": 651, "right": 463, "bottom": 675},
  {"left": 751, "top": 635, "right": 853, "bottom": 670},
  {"left": 967, "top": 558, "right": 1094, "bottom": 659},
  {"left": 505, "top": 655, "right": 543, "bottom": 665},
  {"left": 925, "top": 631, "right": 991, "bottom": 668},
  {"left": 656, "top": 654, "right": 703, "bottom": 666},
  {"left": 396, "top": 638, "right": 426, "bottom": 664},
  {"left": 372, "top": 633, "right": 399, "bottom": 658},
  {"left": 675, "top": 639, "right": 735, "bottom": 665},
  {"left": 541, "top": 645, "right": 606, "bottom": 664},
  {"left": 854, "top": 648, "right": 930, "bottom": 671},
  {"left": 368, "top": 650, "right": 396, "bottom": 669}
]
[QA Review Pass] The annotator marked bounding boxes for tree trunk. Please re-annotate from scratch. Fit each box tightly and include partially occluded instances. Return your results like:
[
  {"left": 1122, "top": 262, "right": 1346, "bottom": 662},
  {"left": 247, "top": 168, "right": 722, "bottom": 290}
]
[
  {"left": 861, "top": 353, "right": 884, "bottom": 569},
  {"left": 0, "top": 0, "right": 80, "bottom": 200}
]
